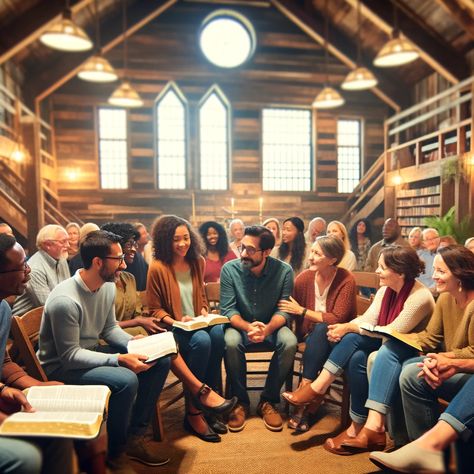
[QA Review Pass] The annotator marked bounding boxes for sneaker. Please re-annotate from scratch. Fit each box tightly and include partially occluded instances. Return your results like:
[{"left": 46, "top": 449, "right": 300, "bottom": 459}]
[
  {"left": 257, "top": 401, "right": 283, "bottom": 432},
  {"left": 106, "top": 452, "right": 137, "bottom": 474},
  {"left": 126, "top": 435, "right": 170, "bottom": 467},
  {"left": 227, "top": 404, "right": 249, "bottom": 432}
]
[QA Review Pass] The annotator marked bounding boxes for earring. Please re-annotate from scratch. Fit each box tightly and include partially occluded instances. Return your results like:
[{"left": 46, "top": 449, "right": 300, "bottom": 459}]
[{"left": 458, "top": 280, "right": 463, "bottom": 293}]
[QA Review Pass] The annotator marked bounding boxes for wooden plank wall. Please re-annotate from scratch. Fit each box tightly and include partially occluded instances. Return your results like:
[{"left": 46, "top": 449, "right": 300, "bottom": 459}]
[{"left": 51, "top": 1, "right": 387, "bottom": 229}]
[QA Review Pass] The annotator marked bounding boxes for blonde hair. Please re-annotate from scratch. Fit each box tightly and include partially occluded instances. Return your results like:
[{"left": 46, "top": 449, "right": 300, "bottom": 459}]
[
  {"left": 79, "top": 222, "right": 100, "bottom": 241},
  {"left": 408, "top": 227, "right": 422, "bottom": 238},
  {"left": 66, "top": 222, "right": 80, "bottom": 233},
  {"left": 262, "top": 217, "right": 281, "bottom": 242},
  {"left": 36, "top": 224, "right": 67, "bottom": 249},
  {"left": 327, "top": 220, "right": 350, "bottom": 251}
]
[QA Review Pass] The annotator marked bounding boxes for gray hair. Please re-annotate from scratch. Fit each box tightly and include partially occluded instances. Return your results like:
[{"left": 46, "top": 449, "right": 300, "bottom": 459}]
[
  {"left": 315, "top": 235, "right": 345, "bottom": 266},
  {"left": 36, "top": 224, "right": 67, "bottom": 249}
]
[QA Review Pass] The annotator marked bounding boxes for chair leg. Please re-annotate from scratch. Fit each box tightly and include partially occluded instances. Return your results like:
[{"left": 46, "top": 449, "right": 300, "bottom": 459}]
[
  {"left": 152, "top": 401, "right": 165, "bottom": 442},
  {"left": 340, "top": 375, "right": 351, "bottom": 429},
  {"left": 75, "top": 424, "right": 108, "bottom": 474}
]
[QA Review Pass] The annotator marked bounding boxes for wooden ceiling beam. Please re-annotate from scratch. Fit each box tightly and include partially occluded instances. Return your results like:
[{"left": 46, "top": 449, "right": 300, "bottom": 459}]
[
  {"left": 347, "top": 0, "right": 469, "bottom": 83},
  {"left": 0, "top": 0, "right": 94, "bottom": 66},
  {"left": 271, "top": 0, "right": 401, "bottom": 111},
  {"left": 434, "top": 0, "right": 474, "bottom": 40},
  {"left": 34, "top": 0, "right": 179, "bottom": 104}
]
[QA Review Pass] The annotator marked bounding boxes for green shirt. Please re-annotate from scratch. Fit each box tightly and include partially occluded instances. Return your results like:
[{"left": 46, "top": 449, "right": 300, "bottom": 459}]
[
  {"left": 220, "top": 256, "right": 293, "bottom": 324},
  {"left": 176, "top": 270, "right": 195, "bottom": 317}
]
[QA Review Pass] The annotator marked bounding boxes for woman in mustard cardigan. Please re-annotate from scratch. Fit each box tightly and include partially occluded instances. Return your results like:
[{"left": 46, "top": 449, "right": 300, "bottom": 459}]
[{"left": 147, "top": 215, "right": 227, "bottom": 441}]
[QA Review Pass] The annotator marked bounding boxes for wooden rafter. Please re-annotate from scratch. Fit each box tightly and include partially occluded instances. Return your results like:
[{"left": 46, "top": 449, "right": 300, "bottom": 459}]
[
  {"left": 346, "top": 0, "right": 469, "bottom": 84},
  {"left": 35, "top": 0, "right": 179, "bottom": 103},
  {"left": 434, "top": 0, "right": 474, "bottom": 40},
  {"left": 0, "top": 0, "right": 94, "bottom": 66},
  {"left": 271, "top": 0, "right": 401, "bottom": 111}
]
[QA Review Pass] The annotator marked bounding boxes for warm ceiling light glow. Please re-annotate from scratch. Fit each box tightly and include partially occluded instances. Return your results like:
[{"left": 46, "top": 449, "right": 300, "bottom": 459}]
[
  {"left": 10, "top": 144, "right": 25, "bottom": 162},
  {"left": 392, "top": 173, "right": 403, "bottom": 185},
  {"left": 108, "top": 80, "right": 144, "bottom": 108},
  {"left": 40, "top": 10, "right": 93, "bottom": 52},
  {"left": 374, "top": 36, "right": 419, "bottom": 67},
  {"left": 341, "top": 66, "right": 378, "bottom": 90},
  {"left": 78, "top": 55, "right": 118, "bottom": 82},
  {"left": 312, "top": 86, "right": 345, "bottom": 109},
  {"left": 65, "top": 168, "right": 80, "bottom": 181}
]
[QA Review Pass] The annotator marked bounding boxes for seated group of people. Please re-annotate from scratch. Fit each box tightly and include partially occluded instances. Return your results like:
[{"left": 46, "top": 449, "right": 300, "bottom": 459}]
[{"left": 1, "top": 214, "right": 473, "bottom": 474}]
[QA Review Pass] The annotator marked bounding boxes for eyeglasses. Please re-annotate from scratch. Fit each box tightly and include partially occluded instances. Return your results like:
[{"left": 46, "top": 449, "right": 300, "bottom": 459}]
[
  {"left": 103, "top": 255, "right": 126, "bottom": 263},
  {"left": 123, "top": 240, "right": 138, "bottom": 251},
  {"left": 0, "top": 260, "right": 30, "bottom": 274},
  {"left": 237, "top": 244, "right": 263, "bottom": 257}
]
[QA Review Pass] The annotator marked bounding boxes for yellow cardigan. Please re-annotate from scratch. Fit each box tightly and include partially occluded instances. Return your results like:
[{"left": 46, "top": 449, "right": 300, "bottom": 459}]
[{"left": 146, "top": 257, "right": 208, "bottom": 322}]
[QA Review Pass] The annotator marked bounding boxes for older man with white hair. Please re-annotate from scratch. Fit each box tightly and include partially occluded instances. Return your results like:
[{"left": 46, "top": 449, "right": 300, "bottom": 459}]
[
  {"left": 229, "top": 218, "right": 245, "bottom": 257},
  {"left": 12, "top": 224, "right": 70, "bottom": 315},
  {"left": 306, "top": 217, "right": 326, "bottom": 244},
  {"left": 416, "top": 227, "right": 440, "bottom": 291}
]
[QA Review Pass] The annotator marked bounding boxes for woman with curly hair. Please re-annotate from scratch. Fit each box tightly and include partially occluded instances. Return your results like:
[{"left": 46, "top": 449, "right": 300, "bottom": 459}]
[
  {"left": 327, "top": 220, "right": 357, "bottom": 271},
  {"left": 349, "top": 219, "right": 373, "bottom": 271},
  {"left": 271, "top": 217, "right": 308, "bottom": 276},
  {"left": 147, "top": 215, "right": 228, "bottom": 441},
  {"left": 199, "top": 221, "right": 236, "bottom": 283}
]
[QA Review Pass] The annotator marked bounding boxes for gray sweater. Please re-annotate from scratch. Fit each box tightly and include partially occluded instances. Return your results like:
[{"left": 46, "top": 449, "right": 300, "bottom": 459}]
[{"left": 39, "top": 271, "right": 132, "bottom": 375}]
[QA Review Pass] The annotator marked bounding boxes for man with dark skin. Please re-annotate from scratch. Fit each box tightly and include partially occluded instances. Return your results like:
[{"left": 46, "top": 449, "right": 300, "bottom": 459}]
[{"left": 364, "top": 218, "right": 408, "bottom": 271}]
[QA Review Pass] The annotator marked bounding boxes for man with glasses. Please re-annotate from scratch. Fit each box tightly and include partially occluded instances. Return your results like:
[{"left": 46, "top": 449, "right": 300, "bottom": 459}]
[
  {"left": 0, "top": 233, "right": 74, "bottom": 474},
  {"left": 12, "top": 224, "right": 70, "bottom": 316},
  {"left": 417, "top": 228, "right": 440, "bottom": 291},
  {"left": 220, "top": 225, "right": 296, "bottom": 432},
  {"left": 38, "top": 230, "right": 171, "bottom": 473}
]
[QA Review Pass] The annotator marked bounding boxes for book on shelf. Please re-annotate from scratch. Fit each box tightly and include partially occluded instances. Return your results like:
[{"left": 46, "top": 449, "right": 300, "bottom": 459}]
[
  {"left": 172, "top": 314, "right": 229, "bottom": 331},
  {"left": 0, "top": 385, "right": 110, "bottom": 439},
  {"left": 127, "top": 331, "right": 177, "bottom": 363},
  {"left": 359, "top": 323, "right": 422, "bottom": 351}
]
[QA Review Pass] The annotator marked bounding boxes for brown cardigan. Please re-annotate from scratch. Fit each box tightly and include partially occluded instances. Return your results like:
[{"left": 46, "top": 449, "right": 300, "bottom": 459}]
[
  {"left": 293, "top": 267, "right": 357, "bottom": 339},
  {"left": 146, "top": 257, "right": 208, "bottom": 322}
]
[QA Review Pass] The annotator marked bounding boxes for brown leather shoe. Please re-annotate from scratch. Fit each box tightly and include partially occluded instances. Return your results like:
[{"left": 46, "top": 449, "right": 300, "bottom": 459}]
[
  {"left": 282, "top": 384, "right": 325, "bottom": 408},
  {"left": 341, "top": 427, "right": 386, "bottom": 452},
  {"left": 227, "top": 404, "right": 249, "bottom": 432},
  {"left": 257, "top": 401, "right": 283, "bottom": 432},
  {"left": 323, "top": 429, "right": 355, "bottom": 456}
]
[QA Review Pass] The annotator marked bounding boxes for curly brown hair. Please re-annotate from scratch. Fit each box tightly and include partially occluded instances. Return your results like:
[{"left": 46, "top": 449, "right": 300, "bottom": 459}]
[{"left": 151, "top": 215, "right": 204, "bottom": 265}]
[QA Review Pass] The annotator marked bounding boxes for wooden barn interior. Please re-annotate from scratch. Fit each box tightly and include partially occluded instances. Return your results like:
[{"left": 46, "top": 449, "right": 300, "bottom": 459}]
[{"left": 1, "top": 0, "right": 473, "bottom": 252}]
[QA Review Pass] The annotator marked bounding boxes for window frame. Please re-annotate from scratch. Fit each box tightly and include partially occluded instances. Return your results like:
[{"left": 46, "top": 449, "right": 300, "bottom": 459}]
[
  {"left": 260, "top": 106, "right": 314, "bottom": 193},
  {"left": 154, "top": 82, "right": 189, "bottom": 190},
  {"left": 336, "top": 116, "right": 364, "bottom": 194},
  {"left": 198, "top": 84, "right": 232, "bottom": 191}
]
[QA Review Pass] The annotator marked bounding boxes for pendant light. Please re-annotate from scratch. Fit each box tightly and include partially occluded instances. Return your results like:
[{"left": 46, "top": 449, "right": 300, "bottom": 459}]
[
  {"left": 108, "top": 0, "right": 143, "bottom": 107},
  {"left": 374, "top": 3, "right": 419, "bottom": 67},
  {"left": 342, "top": 0, "right": 377, "bottom": 90},
  {"left": 313, "top": 0, "right": 344, "bottom": 109},
  {"left": 40, "top": 0, "right": 93, "bottom": 52},
  {"left": 78, "top": 0, "right": 118, "bottom": 82}
]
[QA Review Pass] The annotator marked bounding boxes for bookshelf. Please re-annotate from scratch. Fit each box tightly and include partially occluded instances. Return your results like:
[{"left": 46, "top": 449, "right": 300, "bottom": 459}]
[{"left": 396, "top": 179, "right": 441, "bottom": 236}]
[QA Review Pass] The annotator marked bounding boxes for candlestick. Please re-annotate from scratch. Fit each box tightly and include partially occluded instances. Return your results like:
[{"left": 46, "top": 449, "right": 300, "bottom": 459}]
[{"left": 231, "top": 197, "right": 235, "bottom": 219}]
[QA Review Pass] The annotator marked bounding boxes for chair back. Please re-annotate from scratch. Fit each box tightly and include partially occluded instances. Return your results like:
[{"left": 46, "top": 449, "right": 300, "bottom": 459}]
[
  {"left": 205, "top": 282, "right": 220, "bottom": 313},
  {"left": 356, "top": 294, "right": 373, "bottom": 315},
  {"left": 352, "top": 271, "right": 379, "bottom": 292},
  {"left": 10, "top": 306, "right": 48, "bottom": 381}
]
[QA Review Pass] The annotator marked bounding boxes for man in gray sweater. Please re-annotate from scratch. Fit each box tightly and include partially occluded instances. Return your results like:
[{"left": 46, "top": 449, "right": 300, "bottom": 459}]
[{"left": 38, "top": 230, "right": 171, "bottom": 473}]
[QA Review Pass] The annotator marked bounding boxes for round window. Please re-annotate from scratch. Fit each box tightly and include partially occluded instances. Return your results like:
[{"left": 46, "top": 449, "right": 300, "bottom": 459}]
[{"left": 199, "top": 10, "right": 256, "bottom": 68}]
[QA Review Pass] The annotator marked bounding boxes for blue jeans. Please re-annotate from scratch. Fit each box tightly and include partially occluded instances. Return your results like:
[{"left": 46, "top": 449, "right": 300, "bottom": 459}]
[
  {"left": 323, "top": 333, "right": 381, "bottom": 423},
  {"left": 365, "top": 339, "right": 419, "bottom": 415},
  {"left": 399, "top": 360, "right": 472, "bottom": 441},
  {"left": 0, "top": 301, "right": 12, "bottom": 375},
  {"left": 224, "top": 326, "right": 297, "bottom": 405},
  {"left": 50, "top": 348, "right": 170, "bottom": 456},
  {"left": 302, "top": 323, "right": 334, "bottom": 380},
  {"left": 173, "top": 324, "right": 225, "bottom": 392}
]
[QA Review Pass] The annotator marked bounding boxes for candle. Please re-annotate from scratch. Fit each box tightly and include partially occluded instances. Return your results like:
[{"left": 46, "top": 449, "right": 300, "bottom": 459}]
[
  {"left": 191, "top": 192, "right": 196, "bottom": 223},
  {"left": 231, "top": 197, "right": 235, "bottom": 218},
  {"left": 259, "top": 197, "right": 263, "bottom": 218}
]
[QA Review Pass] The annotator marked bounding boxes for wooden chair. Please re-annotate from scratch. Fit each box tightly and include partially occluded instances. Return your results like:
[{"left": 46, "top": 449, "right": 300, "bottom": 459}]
[
  {"left": 205, "top": 282, "right": 220, "bottom": 313},
  {"left": 353, "top": 271, "right": 379, "bottom": 315},
  {"left": 10, "top": 307, "right": 108, "bottom": 474}
]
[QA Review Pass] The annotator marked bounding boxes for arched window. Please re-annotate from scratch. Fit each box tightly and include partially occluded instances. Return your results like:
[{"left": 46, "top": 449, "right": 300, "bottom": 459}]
[
  {"left": 155, "top": 83, "right": 187, "bottom": 189},
  {"left": 199, "top": 86, "right": 230, "bottom": 190}
]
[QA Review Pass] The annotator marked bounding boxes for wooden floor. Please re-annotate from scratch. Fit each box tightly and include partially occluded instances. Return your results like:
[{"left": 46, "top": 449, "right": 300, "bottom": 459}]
[{"left": 132, "top": 365, "right": 380, "bottom": 474}]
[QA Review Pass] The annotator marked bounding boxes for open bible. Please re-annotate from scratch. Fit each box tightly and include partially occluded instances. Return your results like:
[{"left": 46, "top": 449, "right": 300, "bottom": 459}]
[
  {"left": 172, "top": 314, "right": 229, "bottom": 331},
  {"left": 359, "top": 323, "right": 422, "bottom": 351},
  {"left": 0, "top": 385, "right": 110, "bottom": 439},
  {"left": 127, "top": 330, "right": 177, "bottom": 363}
]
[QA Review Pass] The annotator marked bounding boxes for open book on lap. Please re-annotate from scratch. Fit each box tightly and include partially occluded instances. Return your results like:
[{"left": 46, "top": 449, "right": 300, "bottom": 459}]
[
  {"left": 359, "top": 323, "right": 422, "bottom": 351},
  {"left": 0, "top": 385, "right": 110, "bottom": 439},
  {"left": 127, "top": 331, "right": 177, "bottom": 363},
  {"left": 172, "top": 314, "right": 229, "bottom": 332}
]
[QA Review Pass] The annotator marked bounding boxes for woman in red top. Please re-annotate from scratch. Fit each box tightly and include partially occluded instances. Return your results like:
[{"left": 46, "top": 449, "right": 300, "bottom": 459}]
[
  {"left": 279, "top": 235, "right": 357, "bottom": 431},
  {"left": 199, "top": 221, "right": 237, "bottom": 283}
]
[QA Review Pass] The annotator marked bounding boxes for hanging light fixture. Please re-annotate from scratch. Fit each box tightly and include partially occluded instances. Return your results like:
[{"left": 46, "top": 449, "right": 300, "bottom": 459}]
[
  {"left": 313, "top": 0, "right": 344, "bottom": 109},
  {"left": 78, "top": 0, "right": 118, "bottom": 82},
  {"left": 108, "top": 0, "right": 143, "bottom": 107},
  {"left": 374, "top": 3, "right": 419, "bottom": 67},
  {"left": 10, "top": 142, "right": 25, "bottom": 162},
  {"left": 40, "top": 0, "right": 93, "bottom": 52},
  {"left": 342, "top": 0, "right": 377, "bottom": 90}
]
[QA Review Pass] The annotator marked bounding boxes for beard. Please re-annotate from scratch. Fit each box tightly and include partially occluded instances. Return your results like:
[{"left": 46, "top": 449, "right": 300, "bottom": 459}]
[
  {"left": 241, "top": 256, "right": 262, "bottom": 269},
  {"left": 99, "top": 266, "right": 117, "bottom": 283}
]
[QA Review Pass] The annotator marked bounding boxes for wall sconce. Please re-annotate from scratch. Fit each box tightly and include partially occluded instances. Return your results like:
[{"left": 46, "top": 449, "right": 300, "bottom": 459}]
[
  {"left": 65, "top": 168, "right": 80, "bottom": 181},
  {"left": 392, "top": 160, "right": 403, "bottom": 185},
  {"left": 10, "top": 142, "right": 26, "bottom": 162}
]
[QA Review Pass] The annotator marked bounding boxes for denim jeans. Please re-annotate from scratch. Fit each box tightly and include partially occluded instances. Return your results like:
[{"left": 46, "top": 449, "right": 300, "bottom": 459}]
[
  {"left": 302, "top": 323, "right": 334, "bottom": 380},
  {"left": 173, "top": 324, "right": 225, "bottom": 392},
  {"left": 365, "top": 339, "right": 419, "bottom": 415},
  {"left": 323, "top": 332, "right": 381, "bottom": 423},
  {"left": 399, "top": 360, "right": 472, "bottom": 441},
  {"left": 50, "top": 347, "right": 170, "bottom": 456},
  {"left": 224, "top": 325, "right": 297, "bottom": 405}
]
